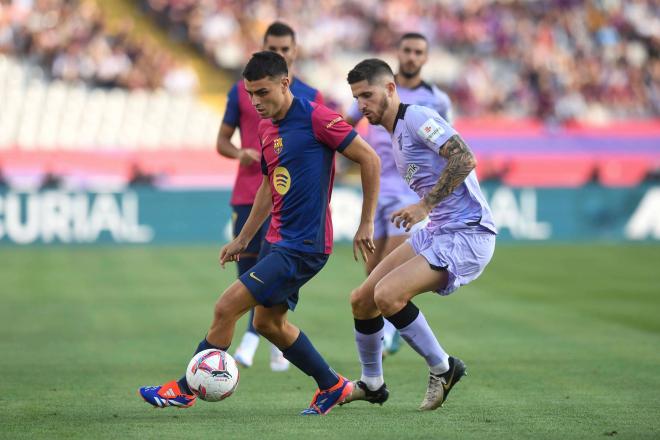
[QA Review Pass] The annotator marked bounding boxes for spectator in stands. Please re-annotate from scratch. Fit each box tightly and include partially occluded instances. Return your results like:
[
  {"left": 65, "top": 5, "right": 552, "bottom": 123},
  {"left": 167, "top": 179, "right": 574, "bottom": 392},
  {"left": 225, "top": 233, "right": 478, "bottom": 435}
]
[
  {"left": 141, "top": 0, "right": 659, "bottom": 123},
  {"left": 2, "top": 0, "right": 196, "bottom": 92}
]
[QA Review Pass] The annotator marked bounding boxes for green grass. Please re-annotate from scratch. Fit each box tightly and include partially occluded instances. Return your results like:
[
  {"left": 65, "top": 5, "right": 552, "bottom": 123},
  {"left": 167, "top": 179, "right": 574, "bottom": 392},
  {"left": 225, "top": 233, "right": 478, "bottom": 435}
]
[{"left": 1, "top": 244, "right": 659, "bottom": 439}]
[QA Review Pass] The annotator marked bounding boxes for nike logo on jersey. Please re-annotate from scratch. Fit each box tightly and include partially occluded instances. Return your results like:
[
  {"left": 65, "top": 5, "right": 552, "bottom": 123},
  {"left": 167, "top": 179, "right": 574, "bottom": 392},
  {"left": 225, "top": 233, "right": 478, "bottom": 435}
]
[{"left": 249, "top": 272, "right": 264, "bottom": 284}]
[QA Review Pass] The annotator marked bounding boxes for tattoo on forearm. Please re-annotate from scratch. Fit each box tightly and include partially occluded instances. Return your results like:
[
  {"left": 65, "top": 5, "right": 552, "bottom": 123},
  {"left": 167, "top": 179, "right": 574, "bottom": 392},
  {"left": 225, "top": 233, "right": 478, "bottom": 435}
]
[{"left": 423, "top": 135, "right": 476, "bottom": 208}]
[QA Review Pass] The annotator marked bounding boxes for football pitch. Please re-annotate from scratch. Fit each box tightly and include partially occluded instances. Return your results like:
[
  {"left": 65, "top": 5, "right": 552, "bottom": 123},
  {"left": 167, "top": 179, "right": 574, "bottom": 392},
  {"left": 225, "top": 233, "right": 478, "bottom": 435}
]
[{"left": 1, "top": 244, "right": 659, "bottom": 439}]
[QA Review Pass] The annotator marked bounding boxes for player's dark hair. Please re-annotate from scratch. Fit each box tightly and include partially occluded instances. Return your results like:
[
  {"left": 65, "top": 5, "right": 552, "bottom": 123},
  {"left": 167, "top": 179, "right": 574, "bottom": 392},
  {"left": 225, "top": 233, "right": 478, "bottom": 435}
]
[
  {"left": 346, "top": 58, "right": 395, "bottom": 85},
  {"left": 398, "top": 32, "right": 428, "bottom": 46},
  {"left": 264, "top": 21, "right": 296, "bottom": 43},
  {"left": 242, "top": 51, "right": 289, "bottom": 81}
]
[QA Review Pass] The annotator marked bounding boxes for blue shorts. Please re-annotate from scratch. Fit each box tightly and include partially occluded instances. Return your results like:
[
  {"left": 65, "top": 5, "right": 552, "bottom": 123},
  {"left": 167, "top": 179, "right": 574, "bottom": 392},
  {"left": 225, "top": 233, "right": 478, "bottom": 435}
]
[
  {"left": 238, "top": 245, "right": 328, "bottom": 311},
  {"left": 232, "top": 205, "right": 271, "bottom": 258}
]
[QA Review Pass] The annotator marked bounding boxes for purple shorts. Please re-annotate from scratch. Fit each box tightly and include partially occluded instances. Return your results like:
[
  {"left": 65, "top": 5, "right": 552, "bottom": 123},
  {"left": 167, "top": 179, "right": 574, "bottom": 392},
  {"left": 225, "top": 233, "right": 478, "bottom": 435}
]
[{"left": 408, "top": 222, "right": 496, "bottom": 295}]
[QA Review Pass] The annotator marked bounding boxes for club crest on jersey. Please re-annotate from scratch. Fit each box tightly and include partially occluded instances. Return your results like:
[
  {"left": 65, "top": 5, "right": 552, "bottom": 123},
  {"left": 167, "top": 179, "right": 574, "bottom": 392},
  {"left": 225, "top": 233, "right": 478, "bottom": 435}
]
[
  {"left": 418, "top": 118, "right": 444, "bottom": 144},
  {"left": 273, "top": 137, "right": 284, "bottom": 155},
  {"left": 273, "top": 166, "right": 291, "bottom": 195},
  {"left": 405, "top": 163, "right": 419, "bottom": 184}
]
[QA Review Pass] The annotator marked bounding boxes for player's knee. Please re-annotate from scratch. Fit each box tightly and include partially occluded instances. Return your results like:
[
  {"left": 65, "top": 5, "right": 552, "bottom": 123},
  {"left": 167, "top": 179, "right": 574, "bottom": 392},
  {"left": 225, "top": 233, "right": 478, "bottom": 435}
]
[
  {"left": 213, "top": 291, "right": 240, "bottom": 324},
  {"left": 373, "top": 281, "right": 401, "bottom": 316},
  {"left": 350, "top": 285, "right": 374, "bottom": 315},
  {"left": 212, "top": 298, "right": 229, "bottom": 323},
  {"left": 252, "top": 317, "right": 280, "bottom": 339}
]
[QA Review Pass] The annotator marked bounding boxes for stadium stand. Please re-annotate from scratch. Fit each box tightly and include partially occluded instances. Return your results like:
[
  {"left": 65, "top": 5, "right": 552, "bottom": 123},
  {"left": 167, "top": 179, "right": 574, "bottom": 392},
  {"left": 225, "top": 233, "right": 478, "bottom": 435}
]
[
  {"left": 0, "top": 54, "right": 229, "bottom": 188},
  {"left": 141, "top": 0, "right": 659, "bottom": 123},
  {"left": 0, "top": 0, "right": 197, "bottom": 92}
]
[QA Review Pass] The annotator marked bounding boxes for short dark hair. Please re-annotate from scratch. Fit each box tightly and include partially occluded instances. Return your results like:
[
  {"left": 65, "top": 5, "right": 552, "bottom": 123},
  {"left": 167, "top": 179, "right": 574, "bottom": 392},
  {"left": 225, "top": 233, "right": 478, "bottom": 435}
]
[
  {"left": 347, "top": 58, "right": 395, "bottom": 84},
  {"left": 398, "top": 32, "right": 428, "bottom": 46},
  {"left": 242, "top": 51, "right": 288, "bottom": 81},
  {"left": 264, "top": 21, "right": 296, "bottom": 43}
]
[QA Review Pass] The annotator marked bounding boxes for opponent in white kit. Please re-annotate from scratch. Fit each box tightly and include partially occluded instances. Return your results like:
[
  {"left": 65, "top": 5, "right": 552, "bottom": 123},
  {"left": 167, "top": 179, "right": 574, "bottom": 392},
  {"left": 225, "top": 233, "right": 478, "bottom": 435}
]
[{"left": 342, "top": 58, "right": 497, "bottom": 410}]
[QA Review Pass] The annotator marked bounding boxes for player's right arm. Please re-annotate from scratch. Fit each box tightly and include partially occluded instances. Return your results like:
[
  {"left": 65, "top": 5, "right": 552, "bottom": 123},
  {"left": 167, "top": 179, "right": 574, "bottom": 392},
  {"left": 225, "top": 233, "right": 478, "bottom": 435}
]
[
  {"left": 219, "top": 175, "right": 272, "bottom": 267},
  {"left": 216, "top": 84, "right": 260, "bottom": 165}
]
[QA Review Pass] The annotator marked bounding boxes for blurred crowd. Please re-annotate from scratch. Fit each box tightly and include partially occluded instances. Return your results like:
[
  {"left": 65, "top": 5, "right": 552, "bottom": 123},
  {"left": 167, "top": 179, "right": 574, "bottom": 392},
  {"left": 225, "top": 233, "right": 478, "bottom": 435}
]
[
  {"left": 141, "top": 0, "right": 659, "bottom": 122},
  {"left": 0, "top": 0, "right": 198, "bottom": 93}
]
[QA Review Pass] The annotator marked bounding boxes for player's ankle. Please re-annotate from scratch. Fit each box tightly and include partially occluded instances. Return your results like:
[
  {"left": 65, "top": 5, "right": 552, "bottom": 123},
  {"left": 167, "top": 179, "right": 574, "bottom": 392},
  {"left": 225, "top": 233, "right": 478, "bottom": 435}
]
[
  {"left": 177, "top": 377, "right": 193, "bottom": 395},
  {"left": 360, "top": 375, "right": 384, "bottom": 391},
  {"left": 429, "top": 359, "right": 449, "bottom": 375}
]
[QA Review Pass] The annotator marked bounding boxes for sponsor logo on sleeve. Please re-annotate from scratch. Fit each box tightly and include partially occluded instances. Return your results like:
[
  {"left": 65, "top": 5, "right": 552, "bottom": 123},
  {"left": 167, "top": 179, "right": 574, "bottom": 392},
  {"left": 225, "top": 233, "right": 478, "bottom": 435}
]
[
  {"left": 417, "top": 118, "right": 445, "bottom": 144},
  {"left": 325, "top": 116, "right": 343, "bottom": 128}
]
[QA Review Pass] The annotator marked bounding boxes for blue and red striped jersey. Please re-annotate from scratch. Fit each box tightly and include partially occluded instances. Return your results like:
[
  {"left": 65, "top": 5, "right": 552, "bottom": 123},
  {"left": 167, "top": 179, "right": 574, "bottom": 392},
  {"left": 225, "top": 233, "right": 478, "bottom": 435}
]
[
  {"left": 222, "top": 77, "right": 324, "bottom": 206},
  {"left": 259, "top": 97, "right": 357, "bottom": 254}
]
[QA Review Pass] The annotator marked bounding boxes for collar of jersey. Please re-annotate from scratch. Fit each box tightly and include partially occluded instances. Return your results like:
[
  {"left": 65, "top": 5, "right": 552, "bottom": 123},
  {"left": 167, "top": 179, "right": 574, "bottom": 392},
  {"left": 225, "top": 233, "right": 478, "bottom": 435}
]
[
  {"left": 393, "top": 103, "right": 409, "bottom": 132},
  {"left": 272, "top": 97, "right": 298, "bottom": 125}
]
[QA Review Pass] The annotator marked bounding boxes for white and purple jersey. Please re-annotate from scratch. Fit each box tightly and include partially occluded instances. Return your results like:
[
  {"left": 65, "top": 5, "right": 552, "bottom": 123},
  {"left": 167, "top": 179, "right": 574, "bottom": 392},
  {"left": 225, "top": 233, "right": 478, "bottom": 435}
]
[
  {"left": 348, "top": 81, "right": 452, "bottom": 199},
  {"left": 391, "top": 104, "right": 497, "bottom": 234}
]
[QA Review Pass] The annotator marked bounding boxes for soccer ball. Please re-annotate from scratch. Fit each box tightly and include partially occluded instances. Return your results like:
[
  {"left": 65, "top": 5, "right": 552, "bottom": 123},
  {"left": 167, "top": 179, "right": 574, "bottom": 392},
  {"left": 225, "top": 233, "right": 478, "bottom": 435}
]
[{"left": 186, "top": 349, "right": 239, "bottom": 402}]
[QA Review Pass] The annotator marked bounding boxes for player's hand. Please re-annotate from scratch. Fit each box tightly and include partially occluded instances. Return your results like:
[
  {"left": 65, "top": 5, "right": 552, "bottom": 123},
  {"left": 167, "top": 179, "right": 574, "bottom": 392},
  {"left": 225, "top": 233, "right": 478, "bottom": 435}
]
[
  {"left": 238, "top": 149, "right": 260, "bottom": 166},
  {"left": 219, "top": 238, "right": 247, "bottom": 268},
  {"left": 391, "top": 201, "right": 431, "bottom": 232},
  {"left": 353, "top": 221, "right": 375, "bottom": 262}
]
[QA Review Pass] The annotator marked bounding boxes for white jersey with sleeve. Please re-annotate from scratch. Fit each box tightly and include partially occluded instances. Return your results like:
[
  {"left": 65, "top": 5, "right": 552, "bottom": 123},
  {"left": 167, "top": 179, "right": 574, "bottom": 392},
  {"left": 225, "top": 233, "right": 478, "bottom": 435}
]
[{"left": 391, "top": 104, "right": 497, "bottom": 234}]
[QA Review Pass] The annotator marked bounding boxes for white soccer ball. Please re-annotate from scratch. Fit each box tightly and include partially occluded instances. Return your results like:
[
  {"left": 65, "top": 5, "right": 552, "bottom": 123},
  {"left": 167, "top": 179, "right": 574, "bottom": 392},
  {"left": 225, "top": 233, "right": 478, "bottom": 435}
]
[{"left": 186, "top": 349, "right": 239, "bottom": 402}]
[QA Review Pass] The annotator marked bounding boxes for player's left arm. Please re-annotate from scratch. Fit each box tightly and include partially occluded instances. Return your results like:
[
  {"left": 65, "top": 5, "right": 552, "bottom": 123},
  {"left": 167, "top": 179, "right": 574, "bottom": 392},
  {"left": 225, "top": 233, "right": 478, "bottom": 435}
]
[
  {"left": 424, "top": 134, "right": 476, "bottom": 206},
  {"left": 341, "top": 135, "right": 381, "bottom": 262},
  {"left": 392, "top": 134, "right": 476, "bottom": 231}
]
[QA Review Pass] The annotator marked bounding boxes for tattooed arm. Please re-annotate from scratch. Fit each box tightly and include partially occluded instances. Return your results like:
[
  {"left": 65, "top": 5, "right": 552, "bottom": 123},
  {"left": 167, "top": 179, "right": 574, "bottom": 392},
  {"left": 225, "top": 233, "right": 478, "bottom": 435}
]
[
  {"left": 421, "top": 134, "right": 477, "bottom": 210},
  {"left": 391, "top": 134, "right": 476, "bottom": 231}
]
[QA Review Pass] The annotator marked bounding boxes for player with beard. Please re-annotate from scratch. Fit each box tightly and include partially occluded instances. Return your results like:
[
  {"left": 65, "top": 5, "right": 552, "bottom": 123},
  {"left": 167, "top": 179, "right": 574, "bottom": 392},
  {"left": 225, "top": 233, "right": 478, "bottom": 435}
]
[
  {"left": 342, "top": 59, "right": 496, "bottom": 410},
  {"left": 346, "top": 33, "right": 452, "bottom": 356}
]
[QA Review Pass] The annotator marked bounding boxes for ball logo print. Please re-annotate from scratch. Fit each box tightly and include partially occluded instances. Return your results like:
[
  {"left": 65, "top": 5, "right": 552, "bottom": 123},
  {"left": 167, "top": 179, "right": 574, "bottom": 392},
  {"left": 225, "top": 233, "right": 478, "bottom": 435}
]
[
  {"left": 194, "top": 350, "right": 226, "bottom": 375},
  {"left": 273, "top": 166, "right": 291, "bottom": 195}
]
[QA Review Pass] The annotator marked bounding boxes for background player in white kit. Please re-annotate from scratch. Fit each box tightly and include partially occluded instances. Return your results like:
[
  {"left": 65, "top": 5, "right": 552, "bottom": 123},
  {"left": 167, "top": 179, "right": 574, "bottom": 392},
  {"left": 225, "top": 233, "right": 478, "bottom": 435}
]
[
  {"left": 342, "top": 59, "right": 497, "bottom": 411},
  {"left": 346, "top": 32, "right": 453, "bottom": 356}
]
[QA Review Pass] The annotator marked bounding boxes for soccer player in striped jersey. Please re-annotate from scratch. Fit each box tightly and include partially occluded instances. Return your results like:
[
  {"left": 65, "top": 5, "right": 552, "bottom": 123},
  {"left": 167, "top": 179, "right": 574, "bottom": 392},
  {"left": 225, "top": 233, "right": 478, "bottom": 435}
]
[
  {"left": 140, "top": 51, "right": 380, "bottom": 416},
  {"left": 217, "top": 22, "right": 324, "bottom": 372}
]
